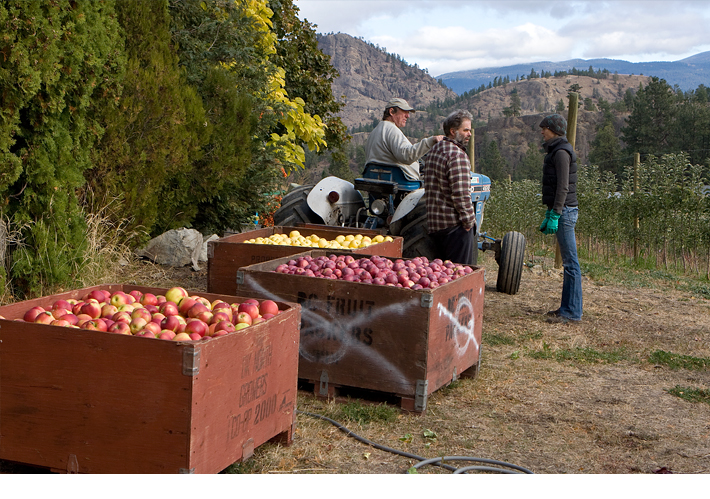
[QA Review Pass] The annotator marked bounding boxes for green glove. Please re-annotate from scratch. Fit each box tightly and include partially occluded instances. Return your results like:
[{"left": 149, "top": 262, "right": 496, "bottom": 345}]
[
  {"left": 543, "top": 211, "right": 560, "bottom": 235},
  {"left": 539, "top": 209, "right": 552, "bottom": 232}
]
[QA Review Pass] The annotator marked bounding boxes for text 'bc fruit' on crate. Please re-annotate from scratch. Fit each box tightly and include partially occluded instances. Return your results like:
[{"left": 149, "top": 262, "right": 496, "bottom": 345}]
[
  {"left": 0, "top": 284, "right": 300, "bottom": 474},
  {"left": 207, "top": 225, "right": 403, "bottom": 296},
  {"left": 234, "top": 250, "right": 484, "bottom": 414}
]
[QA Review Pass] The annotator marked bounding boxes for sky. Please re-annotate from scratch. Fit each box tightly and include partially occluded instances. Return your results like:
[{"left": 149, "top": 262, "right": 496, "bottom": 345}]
[{"left": 295, "top": 0, "right": 710, "bottom": 77}]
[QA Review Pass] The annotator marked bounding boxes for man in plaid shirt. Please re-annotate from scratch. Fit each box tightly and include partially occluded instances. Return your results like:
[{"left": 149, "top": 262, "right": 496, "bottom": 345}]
[{"left": 423, "top": 110, "right": 475, "bottom": 264}]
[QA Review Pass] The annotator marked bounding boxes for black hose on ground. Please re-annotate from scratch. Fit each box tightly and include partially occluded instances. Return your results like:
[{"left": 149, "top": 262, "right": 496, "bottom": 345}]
[{"left": 296, "top": 410, "right": 534, "bottom": 474}]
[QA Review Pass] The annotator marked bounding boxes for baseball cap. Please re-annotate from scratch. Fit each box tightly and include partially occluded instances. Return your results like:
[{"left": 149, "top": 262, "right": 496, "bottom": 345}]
[{"left": 386, "top": 98, "right": 416, "bottom": 112}]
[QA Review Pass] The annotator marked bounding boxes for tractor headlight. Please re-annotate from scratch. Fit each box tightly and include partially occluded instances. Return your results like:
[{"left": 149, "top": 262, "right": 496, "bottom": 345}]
[{"left": 371, "top": 199, "right": 388, "bottom": 216}]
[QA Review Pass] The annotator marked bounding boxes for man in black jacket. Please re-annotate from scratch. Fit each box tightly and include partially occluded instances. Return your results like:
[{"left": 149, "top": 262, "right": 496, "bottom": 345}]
[{"left": 538, "top": 114, "right": 582, "bottom": 323}]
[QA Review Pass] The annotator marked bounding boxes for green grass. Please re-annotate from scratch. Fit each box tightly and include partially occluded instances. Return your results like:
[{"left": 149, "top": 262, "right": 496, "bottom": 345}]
[
  {"left": 335, "top": 400, "right": 399, "bottom": 425},
  {"left": 648, "top": 350, "right": 710, "bottom": 370},
  {"left": 666, "top": 386, "right": 710, "bottom": 405},
  {"left": 527, "top": 342, "right": 632, "bottom": 364}
]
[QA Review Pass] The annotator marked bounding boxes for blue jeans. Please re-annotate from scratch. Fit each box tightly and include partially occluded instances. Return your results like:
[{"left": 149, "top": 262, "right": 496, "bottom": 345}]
[{"left": 555, "top": 206, "right": 583, "bottom": 320}]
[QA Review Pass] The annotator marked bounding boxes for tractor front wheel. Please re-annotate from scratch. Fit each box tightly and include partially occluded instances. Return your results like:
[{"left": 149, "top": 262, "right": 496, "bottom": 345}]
[{"left": 496, "top": 231, "right": 526, "bottom": 295}]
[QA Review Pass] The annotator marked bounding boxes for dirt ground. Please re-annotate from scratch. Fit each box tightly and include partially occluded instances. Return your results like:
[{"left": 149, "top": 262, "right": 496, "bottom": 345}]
[
  {"left": 180, "top": 257, "right": 710, "bottom": 474},
  {"left": 2, "top": 256, "right": 709, "bottom": 475}
]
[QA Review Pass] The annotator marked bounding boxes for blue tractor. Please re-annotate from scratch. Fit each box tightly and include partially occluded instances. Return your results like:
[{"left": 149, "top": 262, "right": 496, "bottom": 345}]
[{"left": 273, "top": 162, "right": 525, "bottom": 294}]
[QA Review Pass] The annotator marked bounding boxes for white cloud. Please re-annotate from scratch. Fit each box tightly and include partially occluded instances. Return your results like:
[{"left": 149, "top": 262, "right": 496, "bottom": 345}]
[{"left": 295, "top": 0, "right": 710, "bottom": 74}]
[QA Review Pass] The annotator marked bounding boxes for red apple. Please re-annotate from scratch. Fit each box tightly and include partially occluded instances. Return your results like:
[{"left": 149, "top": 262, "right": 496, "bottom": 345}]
[
  {"left": 51, "top": 299, "right": 72, "bottom": 312},
  {"left": 173, "top": 332, "right": 192, "bottom": 342},
  {"left": 158, "top": 330, "right": 176, "bottom": 341},
  {"left": 258, "top": 300, "right": 279, "bottom": 317},
  {"left": 110, "top": 291, "right": 130, "bottom": 307},
  {"left": 116, "top": 303, "right": 135, "bottom": 314},
  {"left": 210, "top": 310, "right": 232, "bottom": 325},
  {"left": 112, "top": 311, "right": 132, "bottom": 324},
  {"left": 159, "top": 301, "right": 179, "bottom": 317},
  {"left": 101, "top": 303, "right": 118, "bottom": 319},
  {"left": 128, "top": 290, "right": 143, "bottom": 302},
  {"left": 184, "top": 318, "right": 208, "bottom": 338},
  {"left": 140, "top": 293, "right": 158, "bottom": 307},
  {"left": 187, "top": 302, "right": 210, "bottom": 319},
  {"left": 23, "top": 306, "right": 46, "bottom": 323},
  {"left": 160, "top": 315, "right": 182, "bottom": 332},
  {"left": 213, "top": 319, "right": 236, "bottom": 334},
  {"left": 142, "top": 321, "right": 162, "bottom": 337},
  {"left": 131, "top": 307, "right": 152, "bottom": 324},
  {"left": 59, "top": 313, "right": 79, "bottom": 326},
  {"left": 235, "top": 311, "right": 253, "bottom": 326},
  {"left": 108, "top": 322, "right": 130, "bottom": 334},
  {"left": 150, "top": 312, "right": 166, "bottom": 324},
  {"left": 237, "top": 302, "right": 259, "bottom": 320},
  {"left": 129, "top": 317, "right": 148, "bottom": 335},
  {"left": 193, "top": 296, "right": 211, "bottom": 308},
  {"left": 50, "top": 319, "right": 72, "bottom": 327},
  {"left": 178, "top": 297, "right": 197, "bottom": 317},
  {"left": 75, "top": 314, "right": 93, "bottom": 326},
  {"left": 80, "top": 301, "right": 102, "bottom": 319},
  {"left": 34, "top": 311, "right": 55, "bottom": 325},
  {"left": 135, "top": 330, "right": 156, "bottom": 339}
]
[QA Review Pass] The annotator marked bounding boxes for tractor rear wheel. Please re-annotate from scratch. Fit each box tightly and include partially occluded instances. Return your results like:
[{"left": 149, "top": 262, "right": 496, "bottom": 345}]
[
  {"left": 272, "top": 185, "right": 323, "bottom": 226},
  {"left": 398, "top": 201, "right": 437, "bottom": 260},
  {"left": 496, "top": 231, "right": 526, "bottom": 295}
]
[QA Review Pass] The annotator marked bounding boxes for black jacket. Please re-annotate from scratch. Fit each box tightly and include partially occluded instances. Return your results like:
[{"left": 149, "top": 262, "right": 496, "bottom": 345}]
[{"left": 542, "top": 137, "right": 578, "bottom": 213}]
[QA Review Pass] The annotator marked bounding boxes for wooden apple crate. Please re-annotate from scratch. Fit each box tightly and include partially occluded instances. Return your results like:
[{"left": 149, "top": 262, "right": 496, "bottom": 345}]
[
  {"left": 207, "top": 225, "right": 403, "bottom": 296},
  {"left": 0, "top": 284, "right": 300, "bottom": 474},
  {"left": 234, "top": 251, "right": 484, "bottom": 413}
]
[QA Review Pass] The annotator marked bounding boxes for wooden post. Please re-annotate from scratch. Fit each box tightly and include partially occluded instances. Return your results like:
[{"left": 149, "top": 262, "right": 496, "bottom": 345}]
[
  {"left": 633, "top": 153, "right": 640, "bottom": 262},
  {"left": 468, "top": 128, "right": 475, "bottom": 172},
  {"left": 554, "top": 92, "right": 579, "bottom": 269}
]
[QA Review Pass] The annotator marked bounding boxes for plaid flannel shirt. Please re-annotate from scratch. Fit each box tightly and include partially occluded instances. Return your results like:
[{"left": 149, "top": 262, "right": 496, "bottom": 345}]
[{"left": 422, "top": 137, "right": 475, "bottom": 233}]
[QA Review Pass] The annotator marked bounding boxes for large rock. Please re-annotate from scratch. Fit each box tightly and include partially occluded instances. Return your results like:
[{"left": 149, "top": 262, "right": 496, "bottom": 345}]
[{"left": 137, "top": 228, "right": 218, "bottom": 270}]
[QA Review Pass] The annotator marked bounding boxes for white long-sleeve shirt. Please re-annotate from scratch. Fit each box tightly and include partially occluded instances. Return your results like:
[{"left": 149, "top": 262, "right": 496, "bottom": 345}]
[{"left": 364, "top": 120, "right": 437, "bottom": 180}]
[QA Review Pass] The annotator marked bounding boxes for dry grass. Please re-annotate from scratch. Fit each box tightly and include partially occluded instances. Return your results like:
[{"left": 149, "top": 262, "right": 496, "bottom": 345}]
[
  {"left": 2, "top": 249, "right": 709, "bottom": 475},
  {"left": 212, "top": 255, "right": 710, "bottom": 474}
]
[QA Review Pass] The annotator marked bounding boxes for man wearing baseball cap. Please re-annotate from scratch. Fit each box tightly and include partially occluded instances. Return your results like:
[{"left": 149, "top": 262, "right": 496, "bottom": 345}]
[
  {"left": 538, "top": 113, "right": 582, "bottom": 323},
  {"left": 364, "top": 98, "right": 443, "bottom": 180}
]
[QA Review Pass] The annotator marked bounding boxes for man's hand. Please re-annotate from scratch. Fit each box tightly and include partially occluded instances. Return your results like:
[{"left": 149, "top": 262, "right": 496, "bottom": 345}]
[
  {"left": 433, "top": 135, "right": 444, "bottom": 142},
  {"left": 543, "top": 211, "right": 561, "bottom": 235}
]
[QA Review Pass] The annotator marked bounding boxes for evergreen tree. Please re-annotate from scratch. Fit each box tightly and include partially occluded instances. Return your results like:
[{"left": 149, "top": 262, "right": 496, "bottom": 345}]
[
  {"left": 589, "top": 122, "right": 624, "bottom": 181},
  {"left": 88, "top": 0, "right": 208, "bottom": 237},
  {"left": 0, "top": 1, "right": 125, "bottom": 295},
  {"left": 516, "top": 142, "right": 544, "bottom": 181},
  {"left": 622, "top": 77, "right": 676, "bottom": 157},
  {"left": 479, "top": 139, "right": 508, "bottom": 181}
]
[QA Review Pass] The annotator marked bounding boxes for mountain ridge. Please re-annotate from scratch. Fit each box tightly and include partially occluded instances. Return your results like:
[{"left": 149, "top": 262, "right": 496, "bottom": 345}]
[{"left": 437, "top": 52, "right": 710, "bottom": 94}]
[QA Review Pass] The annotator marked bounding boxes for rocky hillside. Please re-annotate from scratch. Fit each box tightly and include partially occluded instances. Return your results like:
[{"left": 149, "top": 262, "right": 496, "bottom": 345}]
[
  {"left": 311, "top": 33, "right": 652, "bottom": 181},
  {"left": 412, "top": 74, "right": 651, "bottom": 166},
  {"left": 317, "top": 33, "right": 457, "bottom": 128}
]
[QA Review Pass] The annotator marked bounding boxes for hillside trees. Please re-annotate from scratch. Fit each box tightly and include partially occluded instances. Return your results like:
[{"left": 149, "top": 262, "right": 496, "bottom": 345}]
[
  {"left": 88, "top": 0, "right": 207, "bottom": 237},
  {"left": 269, "top": 0, "right": 348, "bottom": 162},
  {"left": 0, "top": 1, "right": 125, "bottom": 294},
  {"left": 623, "top": 77, "right": 710, "bottom": 176},
  {"left": 169, "top": 0, "right": 330, "bottom": 233}
]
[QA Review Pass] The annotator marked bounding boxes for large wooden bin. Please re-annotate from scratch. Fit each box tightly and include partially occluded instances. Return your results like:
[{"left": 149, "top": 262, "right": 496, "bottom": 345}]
[
  {"left": 0, "top": 284, "right": 300, "bottom": 474},
  {"left": 235, "top": 251, "right": 484, "bottom": 413},
  {"left": 207, "top": 225, "right": 403, "bottom": 296}
]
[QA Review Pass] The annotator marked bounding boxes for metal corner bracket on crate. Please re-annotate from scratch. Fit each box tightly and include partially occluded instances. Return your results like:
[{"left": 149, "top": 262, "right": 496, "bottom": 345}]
[
  {"left": 415, "top": 379, "right": 429, "bottom": 412},
  {"left": 182, "top": 346, "right": 201, "bottom": 376}
]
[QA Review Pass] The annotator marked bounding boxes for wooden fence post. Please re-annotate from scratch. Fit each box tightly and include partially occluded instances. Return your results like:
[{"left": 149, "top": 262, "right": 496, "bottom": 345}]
[
  {"left": 633, "top": 153, "right": 640, "bottom": 262},
  {"left": 468, "top": 128, "right": 475, "bottom": 172},
  {"left": 554, "top": 92, "right": 579, "bottom": 269}
]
